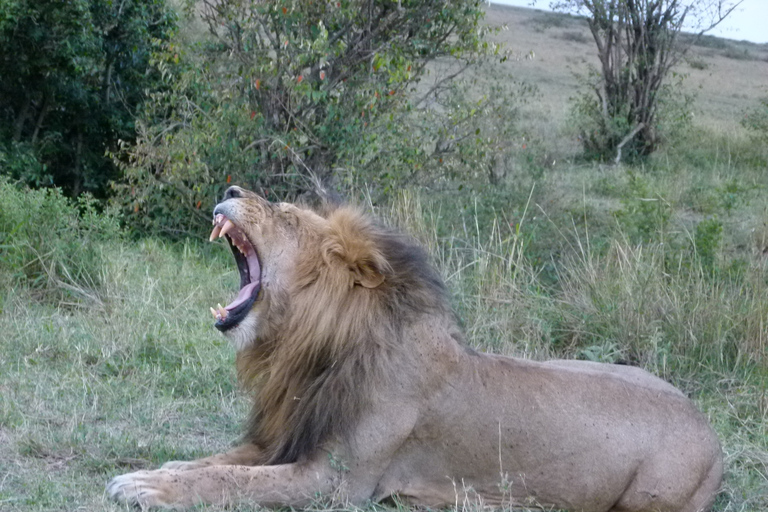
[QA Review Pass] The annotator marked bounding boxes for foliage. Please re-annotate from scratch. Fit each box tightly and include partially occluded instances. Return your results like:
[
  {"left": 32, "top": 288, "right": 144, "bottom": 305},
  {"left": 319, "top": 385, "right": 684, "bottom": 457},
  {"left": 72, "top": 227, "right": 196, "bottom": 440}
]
[
  {"left": 0, "top": 177, "right": 121, "bottom": 302},
  {"left": 741, "top": 97, "right": 768, "bottom": 144},
  {"left": 692, "top": 216, "right": 722, "bottom": 272},
  {"left": 117, "top": 0, "right": 505, "bottom": 236},
  {"left": 614, "top": 171, "right": 671, "bottom": 243},
  {"left": 552, "top": 0, "right": 741, "bottom": 162},
  {"left": 0, "top": 0, "right": 177, "bottom": 197}
]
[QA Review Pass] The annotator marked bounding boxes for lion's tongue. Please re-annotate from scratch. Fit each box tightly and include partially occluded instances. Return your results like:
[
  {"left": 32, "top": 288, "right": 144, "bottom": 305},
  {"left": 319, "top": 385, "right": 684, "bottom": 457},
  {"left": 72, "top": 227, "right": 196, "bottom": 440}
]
[
  {"left": 225, "top": 281, "right": 259, "bottom": 310},
  {"left": 225, "top": 251, "right": 261, "bottom": 311}
]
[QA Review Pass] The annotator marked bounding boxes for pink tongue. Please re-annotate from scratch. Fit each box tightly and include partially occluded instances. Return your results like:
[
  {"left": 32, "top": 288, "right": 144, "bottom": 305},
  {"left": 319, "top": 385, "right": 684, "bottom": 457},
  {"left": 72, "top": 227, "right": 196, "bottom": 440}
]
[
  {"left": 224, "top": 250, "right": 261, "bottom": 311},
  {"left": 225, "top": 281, "right": 259, "bottom": 311}
]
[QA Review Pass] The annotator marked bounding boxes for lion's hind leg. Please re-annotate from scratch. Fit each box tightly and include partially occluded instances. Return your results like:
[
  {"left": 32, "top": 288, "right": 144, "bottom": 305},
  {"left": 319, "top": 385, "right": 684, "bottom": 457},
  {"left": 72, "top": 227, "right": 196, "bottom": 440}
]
[
  {"left": 161, "top": 442, "right": 265, "bottom": 471},
  {"left": 609, "top": 453, "right": 723, "bottom": 512},
  {"left": 678, "top": 456, "right": 723, "bottom": 512}
]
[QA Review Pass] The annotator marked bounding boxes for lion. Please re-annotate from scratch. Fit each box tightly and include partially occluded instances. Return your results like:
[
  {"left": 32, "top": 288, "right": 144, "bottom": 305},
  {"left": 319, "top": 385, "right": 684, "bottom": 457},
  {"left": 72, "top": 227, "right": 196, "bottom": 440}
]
[{"left": 108, "top": 186, "right": 723, "bottom": 512}]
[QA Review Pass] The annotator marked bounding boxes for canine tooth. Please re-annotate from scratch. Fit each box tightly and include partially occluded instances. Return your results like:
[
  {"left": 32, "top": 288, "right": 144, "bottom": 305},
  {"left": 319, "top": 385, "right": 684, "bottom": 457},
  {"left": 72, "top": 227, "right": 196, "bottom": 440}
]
[
  {"left": 219, "top": 219, "right": 235, "bottom": 238},
  {"left": 210, "top": 307, "right": 218, "bottom": 319},
  {"left": 209, "top": 224, "right": 222, "bottom": 241},
  {"left": 217, "top": 304, "right": 228, "bottom": 319}
]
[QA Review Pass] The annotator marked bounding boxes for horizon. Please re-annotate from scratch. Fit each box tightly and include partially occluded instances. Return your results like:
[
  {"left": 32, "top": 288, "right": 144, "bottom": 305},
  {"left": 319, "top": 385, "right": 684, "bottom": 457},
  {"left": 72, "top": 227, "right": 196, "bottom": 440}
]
[{"left": 490, "top": 0, "right": 768, "bottom": 44}]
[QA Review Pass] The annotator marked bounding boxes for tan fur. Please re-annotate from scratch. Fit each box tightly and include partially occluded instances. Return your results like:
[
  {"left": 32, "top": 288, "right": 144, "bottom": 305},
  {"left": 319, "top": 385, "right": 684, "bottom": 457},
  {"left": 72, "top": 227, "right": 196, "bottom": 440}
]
[{"left": 109, "top": 187, "right": 723, "bottom": 512}]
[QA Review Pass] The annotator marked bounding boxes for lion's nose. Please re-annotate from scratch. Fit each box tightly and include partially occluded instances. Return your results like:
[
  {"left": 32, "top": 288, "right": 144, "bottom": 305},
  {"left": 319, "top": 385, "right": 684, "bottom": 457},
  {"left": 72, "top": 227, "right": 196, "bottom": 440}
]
[{"left": 223, "top": 186, "right": 245, "bottom": 200}]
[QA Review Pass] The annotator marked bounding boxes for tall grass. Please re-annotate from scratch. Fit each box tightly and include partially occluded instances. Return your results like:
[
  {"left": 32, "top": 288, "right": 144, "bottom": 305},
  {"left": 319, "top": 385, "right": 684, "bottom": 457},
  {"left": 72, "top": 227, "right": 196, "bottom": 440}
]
[{"left": 388, "top": 190, "right": 766, "bottom": 374}]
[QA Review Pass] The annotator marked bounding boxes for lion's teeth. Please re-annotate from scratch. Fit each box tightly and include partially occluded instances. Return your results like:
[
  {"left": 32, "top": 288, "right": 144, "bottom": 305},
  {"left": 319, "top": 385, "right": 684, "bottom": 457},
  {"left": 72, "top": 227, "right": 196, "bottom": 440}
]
[
  {"left": 217, "top": 304, "right": 228, "bottom": 319},
  {"left": 210, "top": 307, "right": 218, "bottom": 319},
  {"left": 209, "top": 224, "right": 222, "bottom": 241},
  {"left": 219, "top": 220, "right": 235, "bottom": 238}
]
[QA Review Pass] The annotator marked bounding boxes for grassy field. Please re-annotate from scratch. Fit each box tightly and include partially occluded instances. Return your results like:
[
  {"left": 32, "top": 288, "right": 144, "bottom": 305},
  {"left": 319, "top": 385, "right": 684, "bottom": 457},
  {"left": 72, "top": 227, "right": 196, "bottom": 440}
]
[{"left": 1, "top": 4, "right": 767, "bottom": 512}]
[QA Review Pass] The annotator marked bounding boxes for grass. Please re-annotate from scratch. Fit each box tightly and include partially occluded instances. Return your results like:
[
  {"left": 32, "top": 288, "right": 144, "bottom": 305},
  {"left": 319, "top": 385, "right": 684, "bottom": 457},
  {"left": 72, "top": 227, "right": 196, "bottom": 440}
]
[
  {"left": 1, "top": 178, "right": 767, "bottom": 511},
  {"left": 1, "top": 3, "right": 767, "bottom": 512}
]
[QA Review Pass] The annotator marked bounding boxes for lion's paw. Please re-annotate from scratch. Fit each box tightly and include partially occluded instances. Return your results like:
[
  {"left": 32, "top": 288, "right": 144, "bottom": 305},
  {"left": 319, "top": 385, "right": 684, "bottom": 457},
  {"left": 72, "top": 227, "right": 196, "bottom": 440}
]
[{"left": 107, "top": 469, "right": 182, "bottom": 509}]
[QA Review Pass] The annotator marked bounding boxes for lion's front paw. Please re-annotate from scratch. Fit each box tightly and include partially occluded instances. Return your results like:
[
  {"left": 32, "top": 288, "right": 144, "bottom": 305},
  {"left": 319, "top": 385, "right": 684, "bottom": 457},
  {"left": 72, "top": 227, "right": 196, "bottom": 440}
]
[{"left": 107, "top": 469, "right": 186, "bottom": 509}]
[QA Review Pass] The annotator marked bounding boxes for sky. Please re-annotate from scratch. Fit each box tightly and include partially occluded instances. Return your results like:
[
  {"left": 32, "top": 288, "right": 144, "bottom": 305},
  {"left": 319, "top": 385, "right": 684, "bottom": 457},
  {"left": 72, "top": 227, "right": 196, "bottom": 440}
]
[{"left": 490, "top": 0, "right": 768, "bottom": 44}]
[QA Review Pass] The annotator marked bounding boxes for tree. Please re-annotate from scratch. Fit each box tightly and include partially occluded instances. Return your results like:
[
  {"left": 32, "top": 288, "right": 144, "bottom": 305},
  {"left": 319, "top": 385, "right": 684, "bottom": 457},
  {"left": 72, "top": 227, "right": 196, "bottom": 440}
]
[
  {"left": 119, "top": 0, "right": 499, "bottom": 235},
  {"left": 0, "top": 0, "right": 177, "bottom": 197},
  {"left": 552, "top": 0, "right": 742, "bottom": 162}
]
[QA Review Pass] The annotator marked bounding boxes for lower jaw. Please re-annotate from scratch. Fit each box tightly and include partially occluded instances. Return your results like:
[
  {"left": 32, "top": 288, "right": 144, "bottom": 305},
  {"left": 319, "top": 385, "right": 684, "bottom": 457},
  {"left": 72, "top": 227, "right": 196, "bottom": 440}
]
[{"left": 215, "top": 293, "right": 259, "bottom": 332}]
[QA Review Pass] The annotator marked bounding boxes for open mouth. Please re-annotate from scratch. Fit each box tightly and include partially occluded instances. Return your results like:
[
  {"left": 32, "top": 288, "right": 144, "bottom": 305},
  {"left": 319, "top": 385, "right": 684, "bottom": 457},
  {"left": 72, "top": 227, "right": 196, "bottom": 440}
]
[{"left": 209, "top": 213, "right": 261, "bottom": 332}]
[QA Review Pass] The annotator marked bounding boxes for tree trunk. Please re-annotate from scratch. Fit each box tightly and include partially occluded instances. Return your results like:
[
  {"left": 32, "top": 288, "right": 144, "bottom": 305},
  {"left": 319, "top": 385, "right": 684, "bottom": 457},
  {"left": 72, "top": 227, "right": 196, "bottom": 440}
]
[
  {"left": 13, "top": 96, "right": 32, "bottom": 142},
  {"left": 72, "top": 130, "right": 84, "bottom": 196},
  {"left": 31, "top": 93, "right": 50, "bottom": 144}
]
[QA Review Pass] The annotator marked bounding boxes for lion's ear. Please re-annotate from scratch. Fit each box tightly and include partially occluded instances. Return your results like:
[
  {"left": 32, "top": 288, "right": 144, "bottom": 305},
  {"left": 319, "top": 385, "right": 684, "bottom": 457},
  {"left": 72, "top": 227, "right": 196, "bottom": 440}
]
[
  {"left": 352, "top": 260, "right": 386, "bottom": 289},
  {"left": 325, "top": 209, "right": 390, "bottom": 289}
]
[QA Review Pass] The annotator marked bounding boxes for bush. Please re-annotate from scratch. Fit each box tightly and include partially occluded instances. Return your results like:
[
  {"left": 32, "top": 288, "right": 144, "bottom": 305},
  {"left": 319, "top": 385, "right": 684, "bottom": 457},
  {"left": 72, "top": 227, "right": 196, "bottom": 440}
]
[
  {"left": 559, "top": 30, "right": 589, "bottom": 44},
  {"left": 742, "top": 97, "right": 768, "bottom": 144},
  {"left": 554, "top": 0, "right": 737, "bottom": 162},
  {"left": 0, "top": 0, "right": 177, "bottom": 197},
  {"left": 0, "top": 178, "right": 121, "bottom": 302},
  {"left": 570, "top": 69, "right": 693, "bottom": 163},
  {"left": 116, "top": 0, "right": 500, "bottom": 237}
]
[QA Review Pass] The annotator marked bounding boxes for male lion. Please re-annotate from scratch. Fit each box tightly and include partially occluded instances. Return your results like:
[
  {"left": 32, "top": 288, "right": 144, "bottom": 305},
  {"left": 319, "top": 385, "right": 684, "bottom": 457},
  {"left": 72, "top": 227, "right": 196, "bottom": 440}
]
[{"left": 108, "top": 186, "right": 722, "bottom": 512}]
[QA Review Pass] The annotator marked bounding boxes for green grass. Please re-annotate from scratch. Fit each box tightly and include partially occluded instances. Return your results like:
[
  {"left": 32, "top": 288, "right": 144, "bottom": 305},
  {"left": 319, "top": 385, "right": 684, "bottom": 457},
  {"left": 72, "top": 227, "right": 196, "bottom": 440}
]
[{"left": 0, "top": 235, "right": 245, "bottom": 510}]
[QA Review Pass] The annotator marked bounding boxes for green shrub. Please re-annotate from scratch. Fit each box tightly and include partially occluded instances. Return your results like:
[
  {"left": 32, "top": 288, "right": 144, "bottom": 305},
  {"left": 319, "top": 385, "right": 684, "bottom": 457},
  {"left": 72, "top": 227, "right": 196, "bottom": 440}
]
[
  {"left": 614, "top": 171, "right": 672, "bottom": 243},
  {"left": 570, "top": 70, "right": 693, "bottom": 163},
  {"left": 0, "top": 0, "right": 177, "bottom": 198},
  {"left": 0, "top": 178, "right": 121, "bottom": 301},
  {"left": 742, "top": 97, "right": 768, "bottom": 145},
  {"left": 559, "top": 30, "right": 589, "bottom": 44},
  {"left": 687, "top": 57, "right": 709, "bottom": 70},
  {"left": 692, "top": 217, "right": 723, "bottom": 273},
  {"left": 116, "top": 0, "right": 496, "bottom": 237},
  {"left": 721, "top": 46, "right": 754, "bottom": 61}
]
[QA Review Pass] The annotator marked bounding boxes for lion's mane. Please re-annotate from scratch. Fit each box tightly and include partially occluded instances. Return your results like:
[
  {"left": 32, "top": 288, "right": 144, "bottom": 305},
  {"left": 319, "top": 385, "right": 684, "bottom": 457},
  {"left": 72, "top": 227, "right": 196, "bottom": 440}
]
[{"left": 236, "top": 207, "right": 450, "bottom": 464}]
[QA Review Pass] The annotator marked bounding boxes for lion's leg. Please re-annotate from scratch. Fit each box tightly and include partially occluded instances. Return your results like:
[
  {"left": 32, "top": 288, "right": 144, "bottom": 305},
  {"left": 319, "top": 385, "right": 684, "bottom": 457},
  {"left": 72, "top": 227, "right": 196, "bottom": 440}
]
[
  {"left": 108, "top": 459, "right": 338, "bottom": 509},
  {"left": 678, "top": 456, "right": 723, "bottom": 512},
  {"left": 609, "top": 453, "right": 723, "bottom": 512},
  {"left": 161, "top": 442, "right": 266, "bottom": 470}
]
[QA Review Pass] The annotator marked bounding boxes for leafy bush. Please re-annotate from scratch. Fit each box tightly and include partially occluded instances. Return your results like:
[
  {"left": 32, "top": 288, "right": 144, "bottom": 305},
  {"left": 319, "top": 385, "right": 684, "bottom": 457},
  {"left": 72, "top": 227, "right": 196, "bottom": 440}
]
[
  {"left": 687, "top": 57, "right": 709, "bottom": 70},
  {"left": 742, "top": 97, "right": 768, "bottom": 144},
  {"left": 117, "top": 0, "right": 502, "bottom": 236},
  {"left": 614, "top": 171, "right": 671, "bottom": 243},
  {"left": 570, "top": 69, "right": 693, "bottom": 162},
  {"left": 555, "top": 0, "right": 737, "bottom": 162},
  {"left": 0, "top": 0, "right": 177, "bottom": 197},
  {"left": 0, "top": 178, "right": 121, "bottom": 301},
  {"left": 721, "top": 46, "right": 754, "bottom": 61},
  {"left": 559, "top": 30, "right": 589, "bottom": 43},
  {"left": 692, "top": 217, "right": 723, "bottom": 273}
]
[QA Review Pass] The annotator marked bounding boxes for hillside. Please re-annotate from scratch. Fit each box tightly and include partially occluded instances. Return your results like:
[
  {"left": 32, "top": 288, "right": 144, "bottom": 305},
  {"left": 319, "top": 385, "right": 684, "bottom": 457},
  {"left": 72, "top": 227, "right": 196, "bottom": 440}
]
[{"left": 485, "top": 4, "right": 768, "bottom": 130}]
